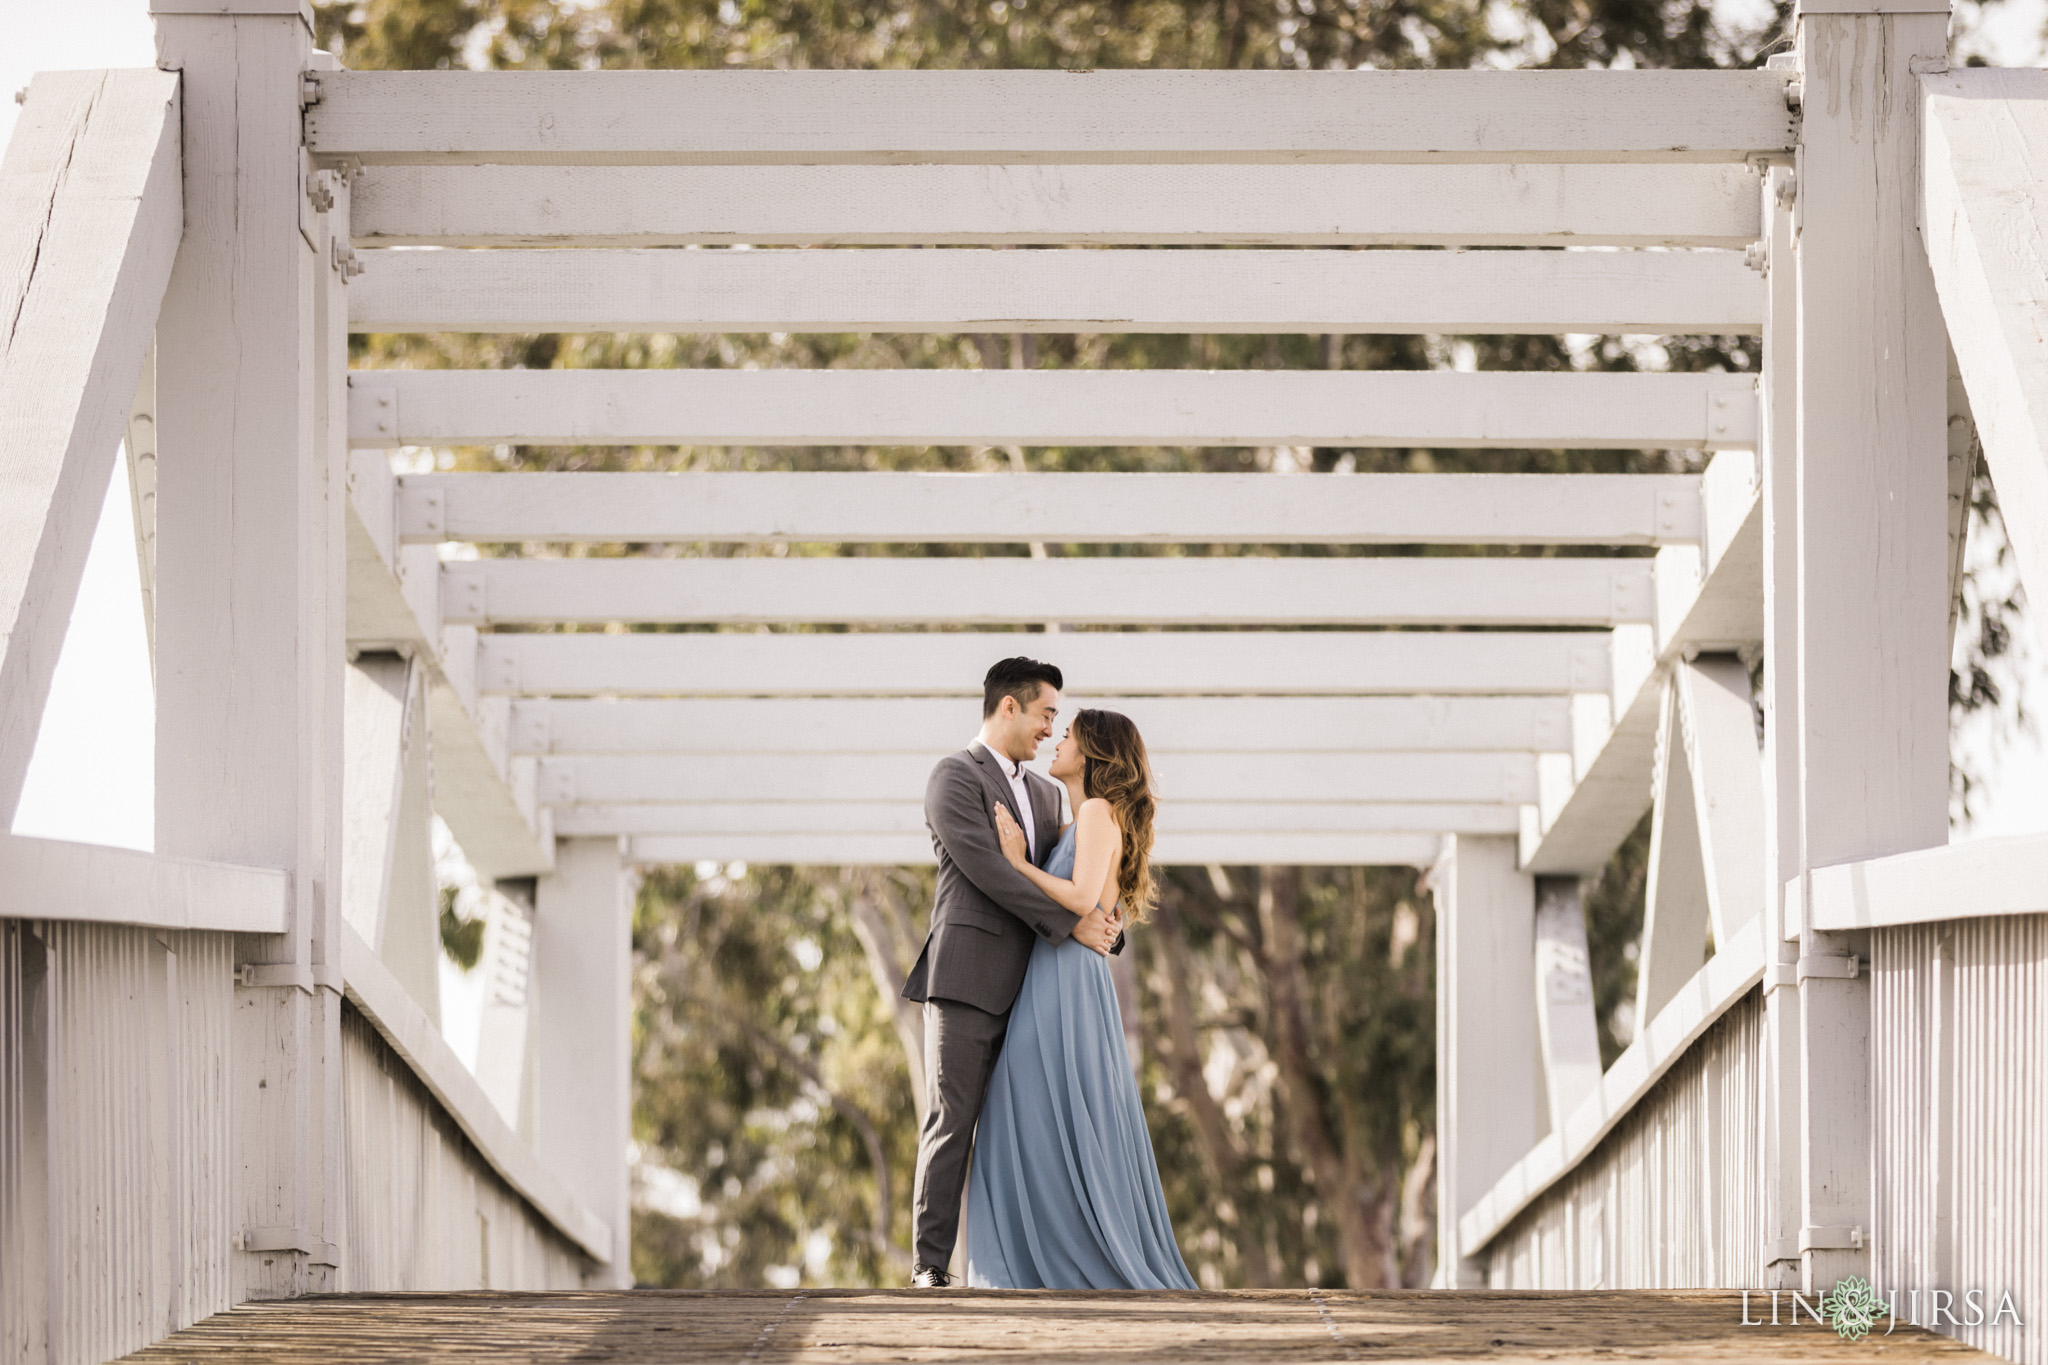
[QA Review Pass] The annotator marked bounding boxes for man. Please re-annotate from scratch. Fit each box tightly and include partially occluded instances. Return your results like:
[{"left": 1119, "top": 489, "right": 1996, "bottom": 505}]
[{"left": 901, "top": 656, "right": 1124, "bottom": 1287}]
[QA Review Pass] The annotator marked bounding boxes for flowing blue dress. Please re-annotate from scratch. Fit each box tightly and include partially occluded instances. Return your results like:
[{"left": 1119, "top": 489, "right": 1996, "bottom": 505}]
[{"left": 964, "top": 824, "right": 1198, "bottom": 1290}]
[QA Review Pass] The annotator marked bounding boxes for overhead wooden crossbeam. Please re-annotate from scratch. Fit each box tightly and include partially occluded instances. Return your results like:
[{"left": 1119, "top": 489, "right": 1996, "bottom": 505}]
[
  {"left": 625, "top": 831, "right": 1447, "bottom": 867},
  {"left": 395, "top": 472, "right": 1704, "bottom": 547},
  {"left": 0, "top": 70, "right": 182, "bottom": 825},
  {"left": 347, "top": 370, "right": 1759, "bottom": 451},
  {"left": 306, "top": 70, "right": 1795, "bottom": 165},
  {"left": 549, "top": 800, "right": 1524, "bottom": 838},
  {"left": 441, "top": 556, "right": 1656, "bottom": 628},
  {"left": 1921, "top": 68, "right": 2048, "bottom": 603},
  {"left": 509, "top": 695, "right": 1573, "bottom": 756},
  {"left": 349, "top": 163, "right": 1763, "bottom": 249},
  {"left": 539, "top": 751, "right": 1538, "bottom": 805},
  {"left": 474, "top": 630, "right": 1615, "bottom": 697},
  {"left": 350, "top": 247, "right": 1764, "bottom": 337}
]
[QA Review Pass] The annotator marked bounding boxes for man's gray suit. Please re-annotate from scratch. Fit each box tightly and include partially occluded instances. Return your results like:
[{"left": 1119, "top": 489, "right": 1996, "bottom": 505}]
[{"left": 903, "top": 745, "right": 1120, "bottom": 1270}]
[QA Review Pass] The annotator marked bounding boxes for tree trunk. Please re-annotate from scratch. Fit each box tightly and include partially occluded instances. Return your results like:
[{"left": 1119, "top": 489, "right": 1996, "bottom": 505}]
[
  {"left": 1151, "top": 902, "right": 1276, "bottom": 1287},
  {"left": 838, "top": 869, "right": 929, "bottom": 1120},
  {"left": 1256, "top": 866, "right": 1393, "bottom": 1287}
]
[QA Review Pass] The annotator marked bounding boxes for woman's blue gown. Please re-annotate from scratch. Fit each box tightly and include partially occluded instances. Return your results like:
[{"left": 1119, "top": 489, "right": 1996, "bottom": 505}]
[{"left": 964, "top": 824, "right": 1199, "bottom": 1290}]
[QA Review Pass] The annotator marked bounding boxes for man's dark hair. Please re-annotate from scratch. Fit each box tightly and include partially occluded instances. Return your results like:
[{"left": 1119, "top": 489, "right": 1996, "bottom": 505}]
[{"left": 982, "top": 657, "right": 1063, "bottom": 719}]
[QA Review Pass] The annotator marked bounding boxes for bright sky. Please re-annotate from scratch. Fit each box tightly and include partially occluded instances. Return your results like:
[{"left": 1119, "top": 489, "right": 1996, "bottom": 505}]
[{"left": 6, "top": 0, "right": 2046, "bottom": 869}]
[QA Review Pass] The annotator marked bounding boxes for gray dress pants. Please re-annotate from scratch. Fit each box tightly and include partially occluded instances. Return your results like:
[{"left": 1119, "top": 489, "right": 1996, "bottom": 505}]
[{"left": 910, "top": 996, "right": 1010, "bottom": 1269}]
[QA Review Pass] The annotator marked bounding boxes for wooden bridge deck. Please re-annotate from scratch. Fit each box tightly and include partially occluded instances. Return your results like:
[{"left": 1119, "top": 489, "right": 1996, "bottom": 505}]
[{"left": 122, "top": 1288, "right": 2001, "bottom": 1363}]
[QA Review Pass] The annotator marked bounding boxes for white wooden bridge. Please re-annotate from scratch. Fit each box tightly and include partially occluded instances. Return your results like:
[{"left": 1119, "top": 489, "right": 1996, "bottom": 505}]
[{"left": 2, "top": 0, "right": 2046, "bottom": 1358}]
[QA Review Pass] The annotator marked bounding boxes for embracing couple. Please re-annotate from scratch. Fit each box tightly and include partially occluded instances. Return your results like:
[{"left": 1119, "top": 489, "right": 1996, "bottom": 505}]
[{"left": 901, "top": 656, "right": 1197, "bottom": 1291}]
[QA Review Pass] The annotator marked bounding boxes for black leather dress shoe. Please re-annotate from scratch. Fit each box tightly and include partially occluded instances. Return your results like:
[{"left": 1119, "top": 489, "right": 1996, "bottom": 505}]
[{"left": 910, "top": 1264, "right": 954, "bottom": 1288}]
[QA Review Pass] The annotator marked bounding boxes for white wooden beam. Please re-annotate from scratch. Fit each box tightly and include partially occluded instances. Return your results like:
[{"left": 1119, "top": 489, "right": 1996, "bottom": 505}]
[
  {"left": 551, "top": 800, "right": 1524, "bottom": 838},
  {"left": 626, "top": 830, "right": 1446, "bottom": 867},
  {"left": 0, "top": 832, "right": 286, "bottom": 933},
  {"left": 340, "top": 654, "right": 441, "bottom": 1017},
  {"left": 1806, "top": 831, "right": 2048, "bottom": 931},
  {"left": 350, "top": 247, "right": 1764, "bottom": 337},
  {"left": 350, "top": 162, "right": 1764, "bottom": 249},
  {"left": 511, "top": 695, "right": 1574, "bottom": 756},
  {"left": 348, "top": 368, "right": 1760, "bottom": 452},
  {"left": 442, "top": 556, "right": 1656, "bottom": 629},
  {"left": 473, "top": 884, "right": 536, "bottom": 1131},
  {"left": 1921, "top": 68, "right": 2048, "bottom": 603},
  {"left": 307, "top": 69, "right": 1795, "bottom": 166},
  {"left": 1532, "top": 876, "right": 1603, "bottom": 1141},
  {"left": 150, "top": 4, "right": 336, "bottom": 1299},
  {"left": 1674, "top": 654, "right": 1766, "bottom": 947},
  {"left": 341, "top": 654, "right": 411, "bottom": 952},
  {"left": 1793, "top": 5, "right": 1953, "bottom": 1290},
  {"left": 541, "top": 751, "right": 1538, "bottom": 806},
  {"left": 531, "top": 838, "right": 634, "bottom": 1285},
  {"left": 1757, "top": 150, "right": 1804, "bottom": 1286},
  {"left": 396, "top": 471, "right": 1705, "bottom": 547},
  {"left": 0, "top": 69, "right": 181, "bottom": 825},
  {"left": 338, "top": 923, "right": 613, "bottom": 1263},
  {"left": 1432, "top": 835, "right": 1541, "bottom": 1286},
  {"left": 475, "top": 629, "right": 1615, "bottom": 698},
  {"left": 1634, "top": 678, "right": 1710, "bottom": 1025}
]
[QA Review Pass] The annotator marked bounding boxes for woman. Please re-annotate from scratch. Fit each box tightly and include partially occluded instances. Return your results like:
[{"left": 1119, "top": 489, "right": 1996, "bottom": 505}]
[{"left": 964, "top": 708, "right": 1198, "bottom": 1291}]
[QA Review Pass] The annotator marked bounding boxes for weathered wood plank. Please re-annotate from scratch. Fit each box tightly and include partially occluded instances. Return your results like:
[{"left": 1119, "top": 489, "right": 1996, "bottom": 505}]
[
  {"left": 444, "top": 556, "right": 1655, "bottom": 629},
  {"left": 396, "top": 471, "right": 1704, "bottom": 547},
  {"left": 350, "top": 161, "right": 1765, "bottom": 248},
  {"left": 347, "top": 368, "right": 1761, "bottom": 451},
  {"left": 511, "top": 695, "right": 1574, "bottom": 755},
  {"left": 349, "top": 247, "right": 1764, "bottom": 336},
  {"left": 120, "top": 1286, "right": 2005, "bottom": 1363},
  {"left": 0, "top": 69, "right": 181, "bottom": 826},
  {"left": 473, "top": 630, "right": 1615, "bottom": 698},
  {"left": 307, "top": 69, "right": 1796, "bottom": 165}
]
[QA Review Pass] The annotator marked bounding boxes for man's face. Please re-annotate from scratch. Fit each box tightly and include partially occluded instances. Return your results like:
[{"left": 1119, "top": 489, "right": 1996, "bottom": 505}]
[{"left": 995, "top": 683, "right": 1060, "bottom": 763}]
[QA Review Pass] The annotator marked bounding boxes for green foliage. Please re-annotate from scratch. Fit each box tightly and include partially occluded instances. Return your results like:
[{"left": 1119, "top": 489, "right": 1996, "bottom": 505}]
[
  {"left": 632, "top": 863, "right": 923, "bottom": 1286},
  {"left": 438, "top": 883, "right": 488, "bottom": 970}
]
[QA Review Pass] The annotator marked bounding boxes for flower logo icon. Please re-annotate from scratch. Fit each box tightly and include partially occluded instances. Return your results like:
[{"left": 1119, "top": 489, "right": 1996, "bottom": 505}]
[{"left": 1820, "top": 1276, "right": 1888, "bottom": 1341}]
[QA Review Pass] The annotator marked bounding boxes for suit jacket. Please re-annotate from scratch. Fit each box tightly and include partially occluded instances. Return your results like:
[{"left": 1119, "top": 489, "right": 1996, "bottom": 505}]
[{"left": 903, "top": 745, "right": 1122, "bottom": 1016}]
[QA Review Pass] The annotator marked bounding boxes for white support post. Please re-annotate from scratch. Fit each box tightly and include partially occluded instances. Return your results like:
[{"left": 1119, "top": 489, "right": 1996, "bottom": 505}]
[
  {"left": 340, "top": 653, "right": 439, "bottom": 1017},
  {"left": 1532, "top": 876, "right": 1603, "bottom": 1137},
  {"left": 473, "top": 880, "right": 537, "bottom": 1135},
  {"left": 1792, "top": 0, "right": 1953, "bottom": 1291},
  {"left": 151, "top": 0, "right": 342, "bottom": 1296},
  {"left": 1432, "top": 835, "right": 1540, "bottom": 1287},
  {"left": 1674, "top": 654, "right": 1766, "bottom": 950},
  {"left": 1635, "top": 679, "right": 1710, "bottom": 1024},
  {"left": 532, "top": 838, "right": 634, "bottom": 1285},
  {"left": 1758, "top": 150, "right": 1806, "bottom": 1287}
]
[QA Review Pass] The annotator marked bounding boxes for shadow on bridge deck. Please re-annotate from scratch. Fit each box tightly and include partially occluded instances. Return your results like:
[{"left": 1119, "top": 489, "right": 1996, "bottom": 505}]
[{"left": 122, "top": 1288, "right": 2000, "bottom": 1363}]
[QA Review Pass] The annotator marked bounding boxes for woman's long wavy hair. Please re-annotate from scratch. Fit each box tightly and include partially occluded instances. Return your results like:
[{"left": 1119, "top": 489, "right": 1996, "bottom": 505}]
[{"left": 1071, "top": 709, "right": 1159, "bottom": 922}]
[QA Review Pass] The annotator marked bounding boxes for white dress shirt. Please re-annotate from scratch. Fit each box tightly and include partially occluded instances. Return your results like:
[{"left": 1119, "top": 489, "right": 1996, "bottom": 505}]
[{"left": 972, "top": 736, "right": 1036, "bottom": 862}]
